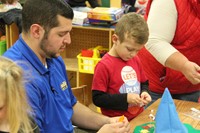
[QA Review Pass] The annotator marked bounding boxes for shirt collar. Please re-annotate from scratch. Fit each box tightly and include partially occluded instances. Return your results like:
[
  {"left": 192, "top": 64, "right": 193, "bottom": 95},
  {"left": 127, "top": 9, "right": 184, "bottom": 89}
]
[{"left": 18, "top": 35, "right": 49, "bottom": 75}]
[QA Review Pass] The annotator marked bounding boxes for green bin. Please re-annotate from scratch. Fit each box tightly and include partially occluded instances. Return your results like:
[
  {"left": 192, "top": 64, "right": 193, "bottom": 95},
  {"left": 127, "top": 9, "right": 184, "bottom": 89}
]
[
  {"left": 0, "top": 40, "right": 6, "bottom": 55},
  {"left": 101, "top": 0, "right": 110, "bottom": 7}
]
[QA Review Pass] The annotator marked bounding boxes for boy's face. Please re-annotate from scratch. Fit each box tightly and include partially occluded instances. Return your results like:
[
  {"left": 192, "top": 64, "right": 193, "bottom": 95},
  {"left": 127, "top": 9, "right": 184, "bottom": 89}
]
[{"left": 113, "top": 34, "right": 145, "bottom": 61}]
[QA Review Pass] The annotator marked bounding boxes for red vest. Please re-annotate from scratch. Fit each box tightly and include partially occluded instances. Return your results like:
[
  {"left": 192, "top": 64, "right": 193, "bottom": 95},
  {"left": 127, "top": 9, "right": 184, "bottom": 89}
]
[{"left": 138, "top": 0, "right": 200, "bottom": 94}]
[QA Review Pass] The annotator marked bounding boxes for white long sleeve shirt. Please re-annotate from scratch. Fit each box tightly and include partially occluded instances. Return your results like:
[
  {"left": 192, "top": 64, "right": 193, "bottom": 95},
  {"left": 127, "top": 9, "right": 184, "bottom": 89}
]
[{"left": 145, "top": 0, "right": 178, "bottom": 65}]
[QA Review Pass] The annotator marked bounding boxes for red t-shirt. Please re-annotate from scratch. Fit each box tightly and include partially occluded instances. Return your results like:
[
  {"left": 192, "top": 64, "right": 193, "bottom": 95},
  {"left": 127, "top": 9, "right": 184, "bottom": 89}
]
[{"left": 92, "top": 53, "right": 147, "bottom": 120}]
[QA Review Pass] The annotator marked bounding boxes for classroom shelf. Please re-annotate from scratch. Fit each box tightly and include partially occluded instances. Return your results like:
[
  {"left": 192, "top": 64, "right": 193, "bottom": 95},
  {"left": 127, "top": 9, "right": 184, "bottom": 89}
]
[
  {"left": 5, "top": 23, "right": 19, "bottom": 49},
  {"left": 61, "top": 25, "right": 114, "bottom": 58},
  {"left": 62, "top": 25, "right": 114, "bottom": 105}
]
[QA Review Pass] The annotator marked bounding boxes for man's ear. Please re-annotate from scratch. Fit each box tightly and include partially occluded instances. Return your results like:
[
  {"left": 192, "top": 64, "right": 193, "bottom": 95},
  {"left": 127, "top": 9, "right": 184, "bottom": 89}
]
[
  {"left": 112, "top": 34, "right": 119, "bottom": 44},
  {"left": 30, "top": 24, "right": 44, "bottom": 39}
]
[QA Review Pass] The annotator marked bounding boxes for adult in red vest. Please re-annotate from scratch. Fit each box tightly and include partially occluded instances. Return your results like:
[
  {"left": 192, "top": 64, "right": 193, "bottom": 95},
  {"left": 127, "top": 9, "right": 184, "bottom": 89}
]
[{"left": 138, "top": 0, "right": 200, "bottom": 105}]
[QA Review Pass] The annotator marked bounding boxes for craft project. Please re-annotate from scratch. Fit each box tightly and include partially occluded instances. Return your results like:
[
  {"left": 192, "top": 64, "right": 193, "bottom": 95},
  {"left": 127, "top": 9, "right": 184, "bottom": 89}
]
[
  {"left": 133, "top": 88, "right": 200, "bottom": 133},
  {"left": 155, "top": 88, "right": 187, "bottom": 133}
]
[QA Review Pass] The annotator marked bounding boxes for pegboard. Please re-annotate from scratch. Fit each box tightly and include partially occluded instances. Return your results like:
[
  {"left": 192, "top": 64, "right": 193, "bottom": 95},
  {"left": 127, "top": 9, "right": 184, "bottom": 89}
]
[
  {"left": 61, "top": 26, "right": 114, "bottom": 58},
  {"left": 61, "top": 26, "right": 115, "bottom": 103}
]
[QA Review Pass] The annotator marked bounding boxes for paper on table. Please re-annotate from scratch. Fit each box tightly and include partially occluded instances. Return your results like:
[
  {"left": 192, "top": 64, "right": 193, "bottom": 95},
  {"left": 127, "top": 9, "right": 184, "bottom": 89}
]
[{"left": 182, "top": 107, "right": 200, "bottom": 121}]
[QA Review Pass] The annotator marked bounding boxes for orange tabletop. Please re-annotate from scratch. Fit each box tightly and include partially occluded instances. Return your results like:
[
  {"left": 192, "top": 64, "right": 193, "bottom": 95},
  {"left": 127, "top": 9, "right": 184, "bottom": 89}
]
[{"left": 130, "top": 99, "right": 200, "bottom": 132}]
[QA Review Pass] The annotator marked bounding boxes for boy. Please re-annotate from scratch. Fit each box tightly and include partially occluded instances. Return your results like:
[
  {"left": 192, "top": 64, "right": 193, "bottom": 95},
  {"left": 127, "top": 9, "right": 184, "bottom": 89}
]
[{"left": 92, "top": 12, "right": 152, "bottom": 121}]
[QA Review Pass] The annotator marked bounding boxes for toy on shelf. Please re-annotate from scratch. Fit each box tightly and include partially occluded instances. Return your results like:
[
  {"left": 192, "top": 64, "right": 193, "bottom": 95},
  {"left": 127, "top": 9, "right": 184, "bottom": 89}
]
[
  {"left": 72, "top": 11, "right": 88, "bottom": 25},
  {"left": 87, "top": 7, "right": 124, "bottom": 26},
  {"left": 77, "top": 45, "right": 108, "bottom": 74},
  {"left": 0, "top": 35, "right": 6, "bottom": 55}
]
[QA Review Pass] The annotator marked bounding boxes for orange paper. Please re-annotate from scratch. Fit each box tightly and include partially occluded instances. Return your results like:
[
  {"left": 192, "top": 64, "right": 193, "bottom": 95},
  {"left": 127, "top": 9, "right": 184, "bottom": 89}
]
[{"left": 119, "top": 115, "right": 124, "bottom": 122}]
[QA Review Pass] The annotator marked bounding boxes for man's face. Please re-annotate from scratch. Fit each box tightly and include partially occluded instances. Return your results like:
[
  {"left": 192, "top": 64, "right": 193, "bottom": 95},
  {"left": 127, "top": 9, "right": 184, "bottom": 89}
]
[{"left": 40, "top": 15, "right": 73, "bottom": 58}]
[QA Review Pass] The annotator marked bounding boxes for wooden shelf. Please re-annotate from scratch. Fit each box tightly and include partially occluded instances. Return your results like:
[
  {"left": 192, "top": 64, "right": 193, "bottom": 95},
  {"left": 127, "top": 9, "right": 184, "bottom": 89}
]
[
  {"left": 63, "top": 58, "right": 78, "bottom": 72},
  {"left": 5, "top": 23, "right": 19, "bottom": 49},
  {"left": 72, "top": 25, "right": 115, "bottom": 31},
  {"left": 61, "top": 25, "right": 114, "bottom": 59},
  {"left": 61, "top": 25, "right": 114, "bottom": 106}
]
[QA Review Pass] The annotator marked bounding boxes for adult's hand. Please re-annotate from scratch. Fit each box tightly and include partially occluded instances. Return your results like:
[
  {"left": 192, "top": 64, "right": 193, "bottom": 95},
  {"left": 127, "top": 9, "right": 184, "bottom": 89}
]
[
  {"left": 98, "top": 116, "right": 131, "bottom": 133},
  {"left": 181, "top": 61, "right": 200, "bottom": 85}
]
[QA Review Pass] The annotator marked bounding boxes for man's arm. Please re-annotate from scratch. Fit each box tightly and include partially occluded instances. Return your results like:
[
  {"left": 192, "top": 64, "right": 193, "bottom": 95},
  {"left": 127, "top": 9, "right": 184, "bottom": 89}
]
[
  {"left": 72, "top": 102, "right": 131, "bottom": 133},
  {"left": 25, "top": 83, "right": 45, "bottom": 133},
  {"left": 71, "top": 102, "right": 110, "bottom": 130}
]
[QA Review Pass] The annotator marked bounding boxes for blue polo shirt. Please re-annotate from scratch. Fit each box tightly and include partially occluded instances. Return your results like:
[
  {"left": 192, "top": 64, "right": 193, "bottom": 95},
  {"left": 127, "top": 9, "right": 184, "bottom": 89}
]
[{"left": 3, "top": 35, "right": 77, "bottom": 133}]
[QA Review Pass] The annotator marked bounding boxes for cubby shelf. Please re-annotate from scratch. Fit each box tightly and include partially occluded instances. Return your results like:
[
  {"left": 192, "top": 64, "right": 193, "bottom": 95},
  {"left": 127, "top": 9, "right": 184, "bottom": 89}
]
[{"left": 62, "top": 25, "right": 114, "bottom": 105}]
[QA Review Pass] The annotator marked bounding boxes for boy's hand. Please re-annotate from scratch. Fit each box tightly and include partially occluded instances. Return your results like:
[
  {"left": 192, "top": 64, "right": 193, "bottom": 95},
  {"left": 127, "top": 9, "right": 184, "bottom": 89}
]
[
  {"left": 140, "top": 91, "right": 152, "bottom": 105},
  {"left": 127, "top": 93, "right": 143, "bottom": 106}
]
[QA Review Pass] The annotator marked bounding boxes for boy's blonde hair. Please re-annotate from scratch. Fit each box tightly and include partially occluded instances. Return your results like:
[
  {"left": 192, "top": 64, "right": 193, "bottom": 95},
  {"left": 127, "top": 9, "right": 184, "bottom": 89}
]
[
  {"left": 115, "top": 12, "right": 149, "bottom": 44},
  {"left": 0, "top": 57, "right": 35, "bottom": 133}
]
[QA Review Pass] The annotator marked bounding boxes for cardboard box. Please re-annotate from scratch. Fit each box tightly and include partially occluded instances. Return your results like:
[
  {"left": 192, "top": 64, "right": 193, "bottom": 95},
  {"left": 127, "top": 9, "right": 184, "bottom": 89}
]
[
  {"left": 72, "top": 11, "right": 88, "bottom": 25},
  {"left": 87, "top": 7, "right": 124, "bottom": 21}
]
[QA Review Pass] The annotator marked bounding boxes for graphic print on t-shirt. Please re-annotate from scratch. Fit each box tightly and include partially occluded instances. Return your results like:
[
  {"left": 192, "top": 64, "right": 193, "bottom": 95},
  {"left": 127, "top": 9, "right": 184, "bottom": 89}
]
[
  {"left": 119, "top": 66, "right": 140, "bottom": 94},
  {"left": 119, "top": 66, "right": 141, "bottom": 115}
]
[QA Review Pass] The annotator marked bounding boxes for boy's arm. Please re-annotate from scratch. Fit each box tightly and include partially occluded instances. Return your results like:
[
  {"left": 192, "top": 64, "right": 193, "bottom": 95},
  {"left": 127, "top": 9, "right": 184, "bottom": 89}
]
[
  {"left": 141, "top": 80, "right": 149, "bottom": 93},
  {"left": 92, "top": 90, "right": 128, "bottom": 110}
]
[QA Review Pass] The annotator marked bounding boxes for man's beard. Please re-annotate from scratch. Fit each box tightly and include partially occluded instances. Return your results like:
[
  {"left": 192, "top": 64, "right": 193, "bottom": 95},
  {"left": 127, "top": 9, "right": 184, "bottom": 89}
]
[{"left": 40, "top": 38, "right": 57, "bottom": 59}]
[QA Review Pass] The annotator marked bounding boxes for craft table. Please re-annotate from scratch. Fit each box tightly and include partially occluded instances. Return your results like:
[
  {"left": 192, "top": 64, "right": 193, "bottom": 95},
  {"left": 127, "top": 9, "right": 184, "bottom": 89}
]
[{"left": 130, "top": 99, "right": 200, "bottom": 132}]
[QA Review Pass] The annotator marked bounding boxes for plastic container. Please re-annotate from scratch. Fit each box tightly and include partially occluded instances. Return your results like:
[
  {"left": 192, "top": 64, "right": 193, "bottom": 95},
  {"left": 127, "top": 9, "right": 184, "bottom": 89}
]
[
  {"left": 101, "top": 0, "right": 110, "bottom": 7},
  {"left": 77, "top": 53, "right": 101, "bottom": 74},
  {"left": 77, "top": 46, "right": 108, "bottom": 74},
  {"left": 81, "top": 49, "right": 93, "bottom": 57},
  {"left": 0, "top": 40, "right": 6, "bottom": 55}
]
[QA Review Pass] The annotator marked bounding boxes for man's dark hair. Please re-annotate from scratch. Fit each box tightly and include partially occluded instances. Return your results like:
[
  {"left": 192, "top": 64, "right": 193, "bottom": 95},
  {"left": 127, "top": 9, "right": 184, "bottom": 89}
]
[{"left": 22, "top": 0, "right": 74, "bottom": 33}]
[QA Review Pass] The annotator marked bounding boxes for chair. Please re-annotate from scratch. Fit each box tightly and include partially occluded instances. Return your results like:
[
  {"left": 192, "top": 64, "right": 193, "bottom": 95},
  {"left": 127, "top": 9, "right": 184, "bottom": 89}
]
[{"left": 72, "top": 85, "right": 87, "bottom": 105}]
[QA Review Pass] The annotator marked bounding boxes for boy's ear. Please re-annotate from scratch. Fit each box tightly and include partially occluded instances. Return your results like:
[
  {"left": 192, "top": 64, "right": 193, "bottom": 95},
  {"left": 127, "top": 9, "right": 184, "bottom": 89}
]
[
  {"left": 30, "top": 24, "right": 45, "bottom": 39},
  {"left": 112, "top": 34, "right": 119, "bottom": 44}
]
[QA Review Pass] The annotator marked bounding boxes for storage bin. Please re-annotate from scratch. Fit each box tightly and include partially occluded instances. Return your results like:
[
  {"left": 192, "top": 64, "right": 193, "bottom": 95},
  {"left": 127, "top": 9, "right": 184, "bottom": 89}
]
[
  {"left": 0, "top": 40, "right": 6, "bottom": 55},
  {"left": 101, "top": 0, "right": 110, "bottom": 7},
  {"left": 77, "top": 46, "right": 108, "bottom": 74},
  {"left": 77, "top": 53, "right": 101, "bottom": 74}
]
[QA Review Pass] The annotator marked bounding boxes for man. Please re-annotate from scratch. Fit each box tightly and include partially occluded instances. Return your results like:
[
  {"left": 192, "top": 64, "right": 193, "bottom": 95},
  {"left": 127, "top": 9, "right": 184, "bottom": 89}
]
[{"left": 3, "top": 0, "right": 131, "bottom": 133}]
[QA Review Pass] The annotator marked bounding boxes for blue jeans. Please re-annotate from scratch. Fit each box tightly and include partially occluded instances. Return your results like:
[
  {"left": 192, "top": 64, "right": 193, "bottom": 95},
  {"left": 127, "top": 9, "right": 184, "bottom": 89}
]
[{"left": 147, "top": 90, "right": 200, "bottom": 107}]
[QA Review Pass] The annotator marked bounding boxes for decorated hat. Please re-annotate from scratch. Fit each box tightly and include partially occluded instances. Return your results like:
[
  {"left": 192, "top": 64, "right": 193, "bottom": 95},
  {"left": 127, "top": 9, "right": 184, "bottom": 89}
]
[{"left": 155, "top": 88, "right": 187, "bottom": 133}]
